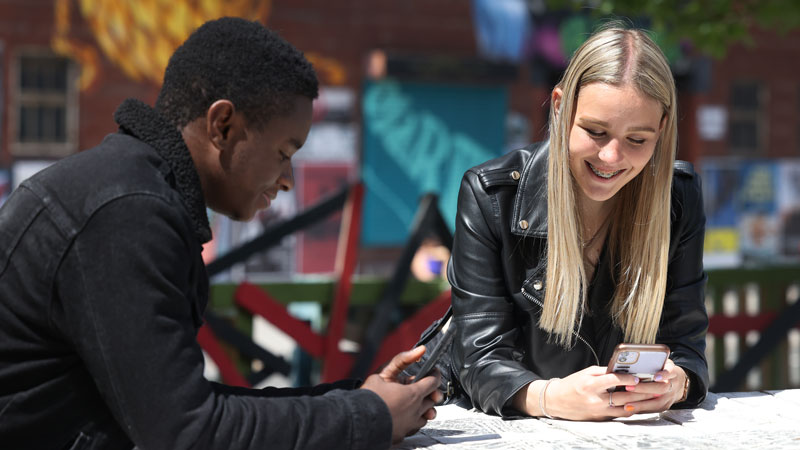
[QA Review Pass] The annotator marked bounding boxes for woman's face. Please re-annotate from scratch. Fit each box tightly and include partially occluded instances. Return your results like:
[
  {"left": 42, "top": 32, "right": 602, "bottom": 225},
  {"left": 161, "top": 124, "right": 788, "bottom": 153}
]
[{"left": 556, "top": 83, "right": 664, "bottom": 209}]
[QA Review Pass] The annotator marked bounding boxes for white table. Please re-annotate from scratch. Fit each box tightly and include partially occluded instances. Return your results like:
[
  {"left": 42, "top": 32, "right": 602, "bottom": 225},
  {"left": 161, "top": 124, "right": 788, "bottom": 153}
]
[{"left": 395, "top": 390, "right": 800, "bottom": 449}]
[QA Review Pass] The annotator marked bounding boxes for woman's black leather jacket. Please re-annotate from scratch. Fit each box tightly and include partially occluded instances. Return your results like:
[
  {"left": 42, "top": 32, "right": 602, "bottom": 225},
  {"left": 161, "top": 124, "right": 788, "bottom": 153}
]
[{"left": 448, "top": 142, "right": 709, "bottom": 416}]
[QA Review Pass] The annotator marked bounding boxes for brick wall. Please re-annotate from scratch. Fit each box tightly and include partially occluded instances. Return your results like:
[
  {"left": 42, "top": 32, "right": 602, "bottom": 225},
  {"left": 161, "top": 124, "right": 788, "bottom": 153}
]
[
  {"left": 689, "top": 28, "right": 800, "bottom": 159},
  {"left": 2, "top": 1, "right": 799, "bottom": 164}
]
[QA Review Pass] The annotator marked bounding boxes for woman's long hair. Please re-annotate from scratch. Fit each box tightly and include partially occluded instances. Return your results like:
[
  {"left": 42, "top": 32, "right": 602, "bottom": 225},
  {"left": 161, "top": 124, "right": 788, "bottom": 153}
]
[{"left": 540, "top": 25, "right": 677, "bottom": 347}]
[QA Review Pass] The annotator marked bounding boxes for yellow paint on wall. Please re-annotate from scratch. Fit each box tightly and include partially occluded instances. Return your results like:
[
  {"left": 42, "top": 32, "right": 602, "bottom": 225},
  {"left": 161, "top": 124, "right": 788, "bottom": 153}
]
[
  {"left": 704, "top": 228, "right": 740, "bottom": 253},
  {"left": 52, "top": 0, "right": 272, "bottom": 87}
]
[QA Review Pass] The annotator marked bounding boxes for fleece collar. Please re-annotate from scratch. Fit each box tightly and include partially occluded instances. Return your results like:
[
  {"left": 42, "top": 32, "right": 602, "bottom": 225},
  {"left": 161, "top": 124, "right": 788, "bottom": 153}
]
[{"left": 113, "top": 99, "right": 211, "bottom": 243}]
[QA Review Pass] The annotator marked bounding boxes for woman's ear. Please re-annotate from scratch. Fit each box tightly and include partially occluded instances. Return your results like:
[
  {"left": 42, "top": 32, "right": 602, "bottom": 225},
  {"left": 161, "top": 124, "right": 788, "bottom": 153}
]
[
  {"left": 551, "top": 87, "right": 564, "bottom": 120},
  {"left": 206, "top": 100, "right": 236, "bottom": 151}
]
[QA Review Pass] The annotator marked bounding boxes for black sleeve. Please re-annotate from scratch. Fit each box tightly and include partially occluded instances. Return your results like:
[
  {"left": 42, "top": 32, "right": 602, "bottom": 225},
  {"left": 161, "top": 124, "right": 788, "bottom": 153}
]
[
  {"left": 658, "top": 172, "right": 710, "bottom": 408},
  {"left": 449, "top": 172, "right": 538, "bottom": 416},
  {"left": 56, "top": 194, "right": 392, "bottom": 450}
]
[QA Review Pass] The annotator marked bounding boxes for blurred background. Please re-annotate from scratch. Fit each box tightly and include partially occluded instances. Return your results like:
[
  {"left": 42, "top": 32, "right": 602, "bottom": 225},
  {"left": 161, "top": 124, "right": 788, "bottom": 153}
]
[{"left": 1, "top": 0, "right": 799, "bottom": 394}]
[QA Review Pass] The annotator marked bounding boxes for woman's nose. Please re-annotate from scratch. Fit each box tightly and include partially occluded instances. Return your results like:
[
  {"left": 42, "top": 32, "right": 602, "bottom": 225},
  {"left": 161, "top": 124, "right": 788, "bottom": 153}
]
[{"left": 598, "top": 139, "right": 623, "bottom": 164}]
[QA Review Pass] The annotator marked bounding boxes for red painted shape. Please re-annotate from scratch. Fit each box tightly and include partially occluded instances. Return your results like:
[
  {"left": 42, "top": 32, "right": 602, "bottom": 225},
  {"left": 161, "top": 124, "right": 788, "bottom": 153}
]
[
  {"left": 235, "top": 282, "right": 325, "bottom": 358},
  {"left": 197, "top": 326, "right": 251, "bottom": 388},
  {"left": 368, "top": 289, "right": 452, "bottom": 374},
  {"left": 708, "top": 313, "right": 780, "bottom": 335},
  {"left": 321, "top": 183, "right": 364, "bottom": 382}
]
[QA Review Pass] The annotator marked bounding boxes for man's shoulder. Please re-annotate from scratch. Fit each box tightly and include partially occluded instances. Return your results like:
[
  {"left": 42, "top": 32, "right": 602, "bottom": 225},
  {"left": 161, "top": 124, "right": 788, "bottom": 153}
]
[
  {"left": 22, "top": 133, "right": 179, "bottom": 224},
  {"left": 34, "top": 133, "right": 169, "bottom": 192}
]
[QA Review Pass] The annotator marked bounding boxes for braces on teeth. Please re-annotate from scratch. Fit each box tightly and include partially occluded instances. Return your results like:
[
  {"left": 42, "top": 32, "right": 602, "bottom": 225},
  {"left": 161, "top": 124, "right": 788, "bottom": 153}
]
[{"left": 589, "top": 163, "right": 620, "bottom": 179}]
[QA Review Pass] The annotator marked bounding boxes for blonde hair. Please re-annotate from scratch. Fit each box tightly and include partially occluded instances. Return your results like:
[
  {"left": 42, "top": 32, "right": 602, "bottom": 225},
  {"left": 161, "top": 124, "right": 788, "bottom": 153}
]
[{"left": 540, "top": 25, "right": 677, "bottom": 347}]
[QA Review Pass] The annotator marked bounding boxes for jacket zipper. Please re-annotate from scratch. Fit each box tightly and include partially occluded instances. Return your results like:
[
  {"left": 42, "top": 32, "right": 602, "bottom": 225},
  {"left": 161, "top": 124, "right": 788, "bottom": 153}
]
[{"left": 521, "top": 287, "right": 601, "bottom": 366}]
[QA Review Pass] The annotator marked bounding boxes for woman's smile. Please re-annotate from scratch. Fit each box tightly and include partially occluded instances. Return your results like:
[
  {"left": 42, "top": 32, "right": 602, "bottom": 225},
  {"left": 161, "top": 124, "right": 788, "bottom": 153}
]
[{"left": 586, "top": 161, "right": 624, "bottom": 180}]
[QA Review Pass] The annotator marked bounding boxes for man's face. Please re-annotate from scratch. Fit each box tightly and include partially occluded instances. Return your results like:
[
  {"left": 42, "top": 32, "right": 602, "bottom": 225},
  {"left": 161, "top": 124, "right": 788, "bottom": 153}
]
[{"left": 212, "top": 95, "right": 313, "bottom": 221}]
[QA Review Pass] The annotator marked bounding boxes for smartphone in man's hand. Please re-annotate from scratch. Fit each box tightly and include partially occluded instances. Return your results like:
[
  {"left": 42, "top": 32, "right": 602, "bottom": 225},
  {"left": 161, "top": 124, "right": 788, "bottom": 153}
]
[{"left": 412, "top": 319, "right": 455, "bottom": 382}]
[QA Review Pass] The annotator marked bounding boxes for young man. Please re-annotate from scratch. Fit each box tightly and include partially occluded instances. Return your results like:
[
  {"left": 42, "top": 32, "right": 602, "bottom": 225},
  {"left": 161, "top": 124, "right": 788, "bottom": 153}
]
[{"left": 0, "top": 17, "right": 439, "bottom": 449}]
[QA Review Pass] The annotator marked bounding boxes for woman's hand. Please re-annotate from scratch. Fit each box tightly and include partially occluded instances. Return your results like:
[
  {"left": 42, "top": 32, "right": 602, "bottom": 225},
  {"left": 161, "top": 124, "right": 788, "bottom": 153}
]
[
  {"left": 616, "top": 359, "right": 687, "bottom": 414},
  {"left": 515, "top": 360, "right": 687, "bottom": 421},
  {"left": 514, "top": 365, "right": 658, "bottom": 421}
]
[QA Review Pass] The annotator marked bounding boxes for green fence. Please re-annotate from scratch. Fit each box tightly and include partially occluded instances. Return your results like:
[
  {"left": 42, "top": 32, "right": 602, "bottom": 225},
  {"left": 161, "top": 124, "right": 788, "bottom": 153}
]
[
  {"left": 705, "top": 265, "right": 800, "bottom": 391},
  {"left": 208, "top": 265, "right": 800, "bottom": 391},
  {"left": 208, "top": 277, "right": 449, "bottom": 345}
]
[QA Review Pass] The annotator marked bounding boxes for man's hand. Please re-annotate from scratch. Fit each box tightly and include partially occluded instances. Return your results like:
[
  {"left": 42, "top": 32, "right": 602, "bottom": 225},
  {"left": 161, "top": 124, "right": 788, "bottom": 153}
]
[
  {"left": 361, "top": 347, "right": 442, "bottom": 443},
  {"left": 377, "top": 345, "right": 423, "bottom": 383}
]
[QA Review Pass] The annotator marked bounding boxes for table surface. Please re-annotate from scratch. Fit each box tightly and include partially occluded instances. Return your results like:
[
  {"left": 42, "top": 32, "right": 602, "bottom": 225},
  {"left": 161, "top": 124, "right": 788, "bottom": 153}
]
[{"left": 394, "top": 390, "right": 800, "bottom": 449}]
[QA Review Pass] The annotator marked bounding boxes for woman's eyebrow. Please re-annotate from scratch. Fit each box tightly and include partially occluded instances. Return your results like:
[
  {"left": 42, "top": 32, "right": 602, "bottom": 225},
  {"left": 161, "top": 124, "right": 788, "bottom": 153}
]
[
  {"left": 627, "top": 125, "right": 657, "bottom": 133},
  {"left": 578, "top": 117, "right": 656, "bottom": 133}
]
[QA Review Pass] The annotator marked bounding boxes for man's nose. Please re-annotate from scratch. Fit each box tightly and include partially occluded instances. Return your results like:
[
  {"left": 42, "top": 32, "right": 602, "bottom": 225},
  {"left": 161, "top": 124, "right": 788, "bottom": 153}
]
[{"left": 278, "top": 164, "right": 294, "bottom": 191}]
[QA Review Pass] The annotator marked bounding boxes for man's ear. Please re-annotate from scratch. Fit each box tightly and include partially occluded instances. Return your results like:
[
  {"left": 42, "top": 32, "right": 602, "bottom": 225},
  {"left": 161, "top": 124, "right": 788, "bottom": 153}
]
[
  {"left": 206, "top": 100, "right": 236, "bottom": 151},
  {"left": 551, "top": 87, "right": 563, "bottom": 120}
]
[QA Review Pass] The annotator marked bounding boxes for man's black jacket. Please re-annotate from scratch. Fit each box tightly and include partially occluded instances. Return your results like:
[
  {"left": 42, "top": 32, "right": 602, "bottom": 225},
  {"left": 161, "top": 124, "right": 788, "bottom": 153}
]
[
  {"left": 449, "top": 142, "right": 709, "bottom": 416},
  {"left": 0, "top": 99, "right": 391, "bottom": 449}
]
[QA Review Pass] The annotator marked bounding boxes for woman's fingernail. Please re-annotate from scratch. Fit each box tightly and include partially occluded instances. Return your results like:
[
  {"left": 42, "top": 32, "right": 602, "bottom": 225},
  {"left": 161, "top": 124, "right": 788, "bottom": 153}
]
[
  {"left": 625, "top": 385, "right": 635, "bottom": 392},
  {"left": 654, "top": 374, "right": 663, "bottom": 382},
  {"left": 633, "top": 377, "right": 640, "bottom": 384},
  {"left": 625, "top": 405, "right": 635, "bottom": 412}
]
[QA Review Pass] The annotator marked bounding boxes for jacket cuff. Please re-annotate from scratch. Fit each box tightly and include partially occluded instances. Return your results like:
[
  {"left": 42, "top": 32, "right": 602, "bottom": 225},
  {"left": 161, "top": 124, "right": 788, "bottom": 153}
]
[
  {"left": 672, "top": 366, "right": 706, "bottom": 409},
  {"left": 327, "top": 388, "right": 392, "bottom": 450},
  {"left": 499, "top": 373, "right": 538, "bottom": 417}
]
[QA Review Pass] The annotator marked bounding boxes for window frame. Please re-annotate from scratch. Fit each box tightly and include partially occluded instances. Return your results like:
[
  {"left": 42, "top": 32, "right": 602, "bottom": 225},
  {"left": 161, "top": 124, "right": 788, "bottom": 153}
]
[
  {"left": 9, "top": 47, "right": 79, "bottom": 158},
  {"left": 727, "top": 80, "right": 768, "bottom": 155}
]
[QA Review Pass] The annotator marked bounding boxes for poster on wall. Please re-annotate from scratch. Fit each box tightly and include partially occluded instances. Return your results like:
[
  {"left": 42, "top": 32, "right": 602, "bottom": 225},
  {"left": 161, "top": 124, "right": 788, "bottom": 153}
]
[
  {"left": 777, "top": 161, "right": 800, "bottom": 257},
  {"left": 0, "top": 169, "right": 10, "bottom": 208},
  {"left": 295, "top": 163, "right": 355, "bottom": 274},
  {"left": 701, "top": 160, "right": 742, "bottom": 268},
  {"left": 294, "top": 87, "right": 358, "bottom": 274},
  {"left": 737, "top": 162, "right": 779, "bottom": 260},
  {"left": 361, "top": 80, "right": 506, "bottom": 246},
  {"left": 701, "top": 158, "right": 800, "bottom": 267}
]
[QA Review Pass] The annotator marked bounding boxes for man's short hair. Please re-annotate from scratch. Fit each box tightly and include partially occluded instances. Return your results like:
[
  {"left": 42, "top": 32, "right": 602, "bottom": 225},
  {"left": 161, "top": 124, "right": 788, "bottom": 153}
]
[{"left": 155, "top": 17, "right": 318, "bottom": 129}]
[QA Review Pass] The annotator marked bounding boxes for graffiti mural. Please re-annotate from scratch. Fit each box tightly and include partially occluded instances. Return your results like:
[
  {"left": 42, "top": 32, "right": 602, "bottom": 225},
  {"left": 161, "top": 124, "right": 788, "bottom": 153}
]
[
  {"left": 50, "top": 0, "right": 346, "bottom": 89},
  {"left": 361, "top": 80, "right": 506, "bottom": 245}
]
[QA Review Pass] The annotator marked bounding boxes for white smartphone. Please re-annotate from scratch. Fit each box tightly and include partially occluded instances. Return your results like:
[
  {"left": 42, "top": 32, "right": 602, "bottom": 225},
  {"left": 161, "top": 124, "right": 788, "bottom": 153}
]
[{"left": 606, "top": 343, "right": 670, "bottom": 382}]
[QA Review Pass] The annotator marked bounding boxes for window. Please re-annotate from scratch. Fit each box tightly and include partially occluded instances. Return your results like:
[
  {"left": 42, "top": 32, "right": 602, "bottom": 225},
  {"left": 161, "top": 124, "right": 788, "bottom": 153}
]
[
  {"left": 728, "top": 81, "right": 766, "bottom": 154},
  {"left": 10, "top": 50, "right": 78, "bottom": 157}
]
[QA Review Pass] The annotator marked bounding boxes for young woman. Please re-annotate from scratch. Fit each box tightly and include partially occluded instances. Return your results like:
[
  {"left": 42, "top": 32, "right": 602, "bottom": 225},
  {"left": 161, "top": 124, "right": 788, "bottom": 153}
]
[{"left": 448, "top": 25, "right": 708, "bottom": 420}]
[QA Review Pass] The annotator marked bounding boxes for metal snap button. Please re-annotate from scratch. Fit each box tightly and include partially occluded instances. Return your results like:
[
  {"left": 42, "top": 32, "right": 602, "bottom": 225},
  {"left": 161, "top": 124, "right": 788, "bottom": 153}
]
[
  {"left": 510, "top": 170, "right": 520, "bottom": 180},
  {"left": 519, "top": 220, "right": 529, "bottom": 230},
  {"left": 533, "top": 280, "right": 543, "bottom": 291}
]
